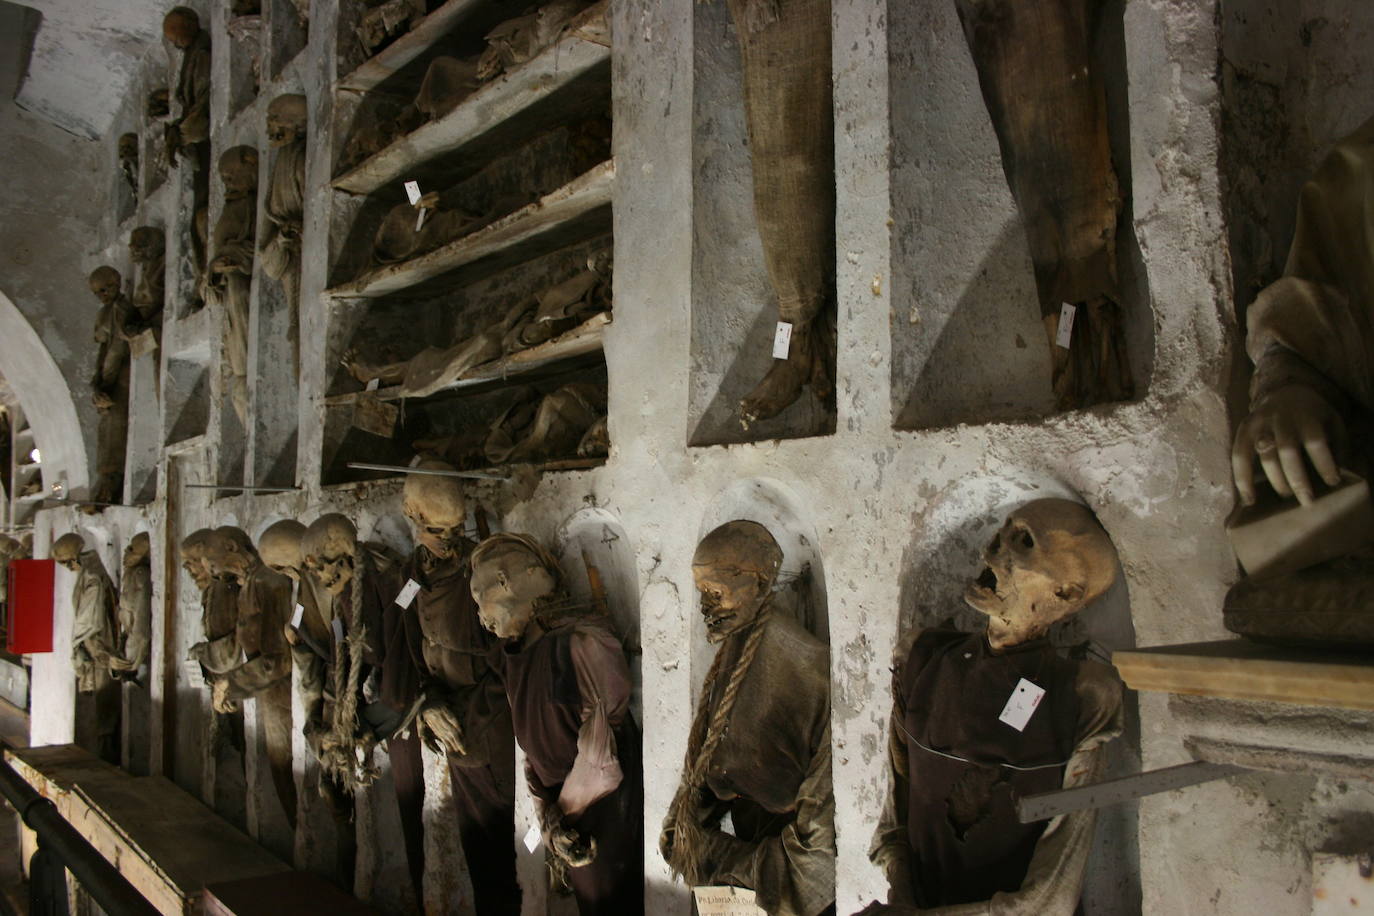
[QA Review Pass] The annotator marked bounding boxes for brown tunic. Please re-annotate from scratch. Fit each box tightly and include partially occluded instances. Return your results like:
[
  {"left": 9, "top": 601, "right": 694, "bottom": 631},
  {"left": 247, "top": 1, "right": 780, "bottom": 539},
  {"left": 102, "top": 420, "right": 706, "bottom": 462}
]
[
  {"left": 220, "top": 563, "right": 293, "bottom": 700},
  {"left": 92, "top": 295, "right": 132, "bottom": 481}
]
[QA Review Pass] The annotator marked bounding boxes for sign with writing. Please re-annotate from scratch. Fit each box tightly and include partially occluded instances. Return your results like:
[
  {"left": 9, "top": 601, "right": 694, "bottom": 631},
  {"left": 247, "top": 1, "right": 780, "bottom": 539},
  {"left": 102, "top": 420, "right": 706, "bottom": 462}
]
[{"left": 692, "top": 886, "right": 765, "bottom": 916}]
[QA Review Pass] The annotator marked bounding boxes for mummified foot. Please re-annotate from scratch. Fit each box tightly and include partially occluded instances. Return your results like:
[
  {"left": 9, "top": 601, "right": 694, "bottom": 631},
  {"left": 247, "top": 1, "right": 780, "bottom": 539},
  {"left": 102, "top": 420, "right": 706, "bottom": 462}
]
[
  {"left": 738, "top": 318, "right": 835, "bottom": 429},
  {"left": 1045, "top": 295, "right": 1135, "bottom": 412}
]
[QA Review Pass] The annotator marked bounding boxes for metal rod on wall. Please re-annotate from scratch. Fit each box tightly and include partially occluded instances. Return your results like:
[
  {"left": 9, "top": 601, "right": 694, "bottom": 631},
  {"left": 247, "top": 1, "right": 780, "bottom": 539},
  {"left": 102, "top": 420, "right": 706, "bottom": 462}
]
[{"left": 346, "top": 462, "right": 509, "bottom": 480}]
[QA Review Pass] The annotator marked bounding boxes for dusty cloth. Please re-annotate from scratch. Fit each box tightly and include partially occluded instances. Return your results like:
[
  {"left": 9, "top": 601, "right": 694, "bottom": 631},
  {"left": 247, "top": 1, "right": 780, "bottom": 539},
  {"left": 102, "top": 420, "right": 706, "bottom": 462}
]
[
  {"left": 258, "top": 678, "right": 298, "bottom": 829},
  {"left": 503, "top": 264, "right": 611, "bottom": 353},
  {"left": 955, "top": 0, "right": 1131, "bottom": 409},
  {"left": 197, "top": 578, "right": 242, "bottom": 676},
  {"left": 115, "top": 559, "right": 152, "bottom": 672},
  {"left": 292, "top": 572, "right": 335, "bottom": 737},
  {"left": 497, "top": 620, "right": 643, "bottom": 914},
  {"left": 202, "top": 194, "right": 256, "bottom": 425},
  {"left": 870, "top": 629, "right": 1122, "bottom": 914},
  {"left": 170, "top": 29, "right": 211, "bottom": 152},
  {"left": 405, "top": 543, "right": 520, "bottom": 914},
  {"left": 261, "top": 138, "right": 306, "bottom": 376},
  {"left": 219, "top": 564, "right": 293, "bottom": 701},
  {"left": 92, "top": 294, "right": 132, "bottom": 499},
  {"left": 477, "top": 0, "right": 591, "bottom": 82},
  {"left": 338, "top": 99, "right": 423, "bottom": 173},
  {"left": 484, "top": 382, "right": 607, "bottom": 465},
  {"left": 416, "top": 56, "right": 481, "bottom": 121},
  {"left": 389, "top": 726, "right": 426, "bottom": 905},
  {"left": 71, "top": 551, "right": 119, "bottom": 694},
  {"left": 131, "top": 255, "right": 166, "bottom": 339},
  {"left": 356, "top": 0, "right": 426, "bottom": 57}
]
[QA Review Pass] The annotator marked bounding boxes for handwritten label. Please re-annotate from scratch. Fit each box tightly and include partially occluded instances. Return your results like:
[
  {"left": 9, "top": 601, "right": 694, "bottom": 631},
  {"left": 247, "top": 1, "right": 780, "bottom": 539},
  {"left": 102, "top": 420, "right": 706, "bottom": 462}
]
[
  {"left": 365, "top": 377, "right": 380, "bottom": 392},
  {"left": 395, "top": 578, "right": 421, "bottom": 609},
  {"left": 290, "top": 603, "right": 304, "bottom": 629},
  {"left": 523, "top": 823, "right": 541, "bottom": 853},
  {"left": 332, "top": 618, "right": 345, "bottom": 642},
  {"left": 404, "top": 180, "right": 422, "bottom": 206},
  {"left": 184, "top": 659, "right": 205, "bottom": 690},
  {"left": 1055, "top": 303, "right": 1076, "bottom": 349},
  {"left": 692, "top": 886, "right": 765, "bottom": 916},
  {"left": 998, "top": 677, "right": 1046, "bottom": 732},
  {"left": 772, "top": 321, "right": 793, "bottom": 360}
]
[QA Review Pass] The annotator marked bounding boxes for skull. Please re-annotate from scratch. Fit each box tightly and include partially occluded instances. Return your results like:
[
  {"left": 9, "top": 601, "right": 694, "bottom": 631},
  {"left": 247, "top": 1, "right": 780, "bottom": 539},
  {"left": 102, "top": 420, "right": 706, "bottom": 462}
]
[
  {"left": 123, "top": 532, "right": 150, "bottom": 570},
  {"left": 146, "top": 88, "right": 170, "bottom": 119},
  {"left": 692, "top": 520, "right": 782, "bottom": 644},
  {"left": 52, "top": 533, "right": 86, "bottom": 572},
  {"left": 118, "top": 133, "right": 139, "bottom": 163},
  {"left": 402, "top": 460, "right": 467, "bottom": 559},
  {"left": 218, "top": 146, "right": 259, "bottom": 199},
  {"left": 180, "top": 528, "right": 215, "bottom": 591},
  {"left": 470, "top": 534, "right": 560, "bottom": 641},
  {"left": 130, "top": 226, "right": 164, "bottom": 265},
  {"left": 258, "top": 519, "right": 307, "bottom": 580},
  {"left": 265, "top": 94, "right": 307, "bottom": 148},
  {"left": 163, "top": 7, "right": 201, "bottom": 49},
  {"left": 303, "top": 514, "right": 357, "bottom": 596},
  {"left": 204, "top": 526, "right": 258, "bottom": 585},
  {"left": 88, "top": 267, "right": 122, "bottom": 306},
  {"left": 965, "top": 498, "right": 1119, "bottom": 649}
]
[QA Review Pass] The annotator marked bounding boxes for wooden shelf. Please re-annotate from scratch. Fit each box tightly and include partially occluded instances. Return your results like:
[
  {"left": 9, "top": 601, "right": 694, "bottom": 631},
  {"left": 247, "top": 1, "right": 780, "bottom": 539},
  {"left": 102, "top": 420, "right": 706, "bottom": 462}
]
[
  {"left": 332, "top": 1, "right": 610, "bottom": 196},
  {"left": 326, "top": 310, "right": 610, "bottom": 406},
  {"left": 326, "top": 160, "right": 614, "bottom": 298},
  {"left": 337, "top": 0, "right": 489, "bottom": 94}
]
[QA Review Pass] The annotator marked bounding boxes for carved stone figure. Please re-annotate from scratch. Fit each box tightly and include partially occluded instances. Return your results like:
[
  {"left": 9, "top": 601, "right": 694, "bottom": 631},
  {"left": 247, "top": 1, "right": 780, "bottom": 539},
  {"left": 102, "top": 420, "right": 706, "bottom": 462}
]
[
  {"left": 53, "top": 533, "right": 121, "bottom": 763},
  {"left": 129, "top": 227, "right": 166, "bottom": 341},
  {"left": 865, "top": 499, "right": 1123, "bottom": 915},
  {"left": 88, "top": 266, "right": 132, "bottom": 505},
  {"left": 1224, "top": 116, "right": 1374, "bottom": 648},
  {"left": 118, "top": 133, "right": 139, "bottom": 196},
  {"left": 162, "top": 7, "right": 211, "bottom": 168},
  {"left": 661, "top": 521, "right": 834, "bottom": 916},
  {"left": 355, "top": 0, "right": 427, "bottom": 58},
  {"left": 109, "top": 533, "right": 152, "bottom": 683},
  {"left": 201, "top": 527, "right": 297, "bottom": 829},
  {"left": 484, "top": 381, "right": 607, "bottom": 465},
  {"left": 201, "top": 146, "right": 259, "bottom": 426},
  {"left": 400, "top": 463, "right": 520, "bottom": 913},
  {"left": 470, "top": 532, "right": 643, "bottom": 912},
  {"left": 261, "top": 95, "right": 307, "bottom": 376},
  {"left": 476, "top": 0, "right": 590, "bottom": 82}
]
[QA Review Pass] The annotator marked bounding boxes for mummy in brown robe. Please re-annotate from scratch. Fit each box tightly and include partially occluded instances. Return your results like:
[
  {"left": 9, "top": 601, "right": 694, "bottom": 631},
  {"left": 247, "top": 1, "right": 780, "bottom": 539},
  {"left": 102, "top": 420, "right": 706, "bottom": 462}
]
[
  {"left": 162, "top": 7, "right": 211, "bottom": 169},
  {"left": 53, "top": 534, "right": 121, "bottom": 764},
  {"left": 118, "top": 133, "right": 139, "bottom": 196},
  {"left": 401, "top": 464, "right": 520, "bottom": 915},
  {"left": 661, "top": 520, "right": 835, "bottom": 916},
  {"left": 261, "top": 95, "right": 307, "bottom": 377},
  {"left": 202, "top": 146, "right": 259, "bottom": 426},
  {"left": 863, "top": 499, "right": 1122, "bottom": 916},
  {"left": 87, "top": 267, "right": 131, "bottom": 505},
  {"left": 128, "top": 227, "right": 165, "bottom": 343},
  {"left": 956, "top": 0, "right": 1133, "bottom": 410},
  {"left": 471, "top": 533, "right": 643, "bottom": 915},
  {"left": 109, "top": 533, "right": 152, "bottom": 683},
  {"left": 201, "top": 527, "right": 298, "bottom": 829}
]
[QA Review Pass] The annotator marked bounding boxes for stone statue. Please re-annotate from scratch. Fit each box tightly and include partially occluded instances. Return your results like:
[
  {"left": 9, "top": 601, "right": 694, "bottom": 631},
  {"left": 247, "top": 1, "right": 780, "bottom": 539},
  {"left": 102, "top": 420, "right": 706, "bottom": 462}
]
[
  {"left": 864, "top": 499, "right": 1123, "bottom": 915},
  {"left": 400, "top": 462, "right": 520, "bottom": 914},
  {"left": 109, "top": 533, "right": 152, "bottom": 683},
  {"left": 88, "top": 266, "right": 132, "bottom": 505},
  {"left": 129, "top": 226, "right": 166, "bottom": 341},
  {"left": 261, "top": 95, "right": 307, "bottom": 377},
  {"left": 955, "top": 0, "right": 1132, "bottom": 410},
  {"left": 201, "top": 146, "right": 259, "bottom": 426},
  {"left": 118, "top": 133, "right": 139, "bottom": 196},
  {"left": 53, "top": 533, "right": 121, "bottom": 763},
  {"left": 1222, "top": 116, "right": 1374, "bottom": 647},
  {"left": 201, "top": 527, "right": 297, "bottom": 829},
  {"left": 162, "top": 7, "right": 211, "bottom": 168},
  {"left": 469, "top": 532, "right": 643, "bottom": 912},
  {"left": 660, "top": 521, "right": 834, "bottom": 916}
]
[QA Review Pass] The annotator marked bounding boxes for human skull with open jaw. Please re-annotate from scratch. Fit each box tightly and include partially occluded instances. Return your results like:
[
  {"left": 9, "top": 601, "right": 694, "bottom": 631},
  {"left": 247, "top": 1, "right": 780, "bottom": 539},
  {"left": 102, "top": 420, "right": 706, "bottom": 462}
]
[
  {"left": 203, "top": 526, "right": 258, "bottom": 586},
  {"left": 964, "top": 498, "right": 1118, "bottom": 650},
  {"left": 692, "top": 520, "right": 783, "bottom": 644},
  {"left": 87, "top": 267, "right": 122, "bottom": 307},
  {"left": 303, "top": 514, "right": 357, "bottom": 596},
  {"left": 180, "top": 529, "right": 216, "bottom": 591},
  {"left": 402, "top": 460, "right": 467, "bottom": 559}
]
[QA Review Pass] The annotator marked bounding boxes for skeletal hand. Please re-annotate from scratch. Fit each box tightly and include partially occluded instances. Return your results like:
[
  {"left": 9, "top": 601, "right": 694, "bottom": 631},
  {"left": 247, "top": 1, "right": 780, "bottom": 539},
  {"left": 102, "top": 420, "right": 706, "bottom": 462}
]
[
  {"left": 416, "top": 191, "right": 440, "bottom": 211},
  {"left": 1232, "top": 383, "right": 1344, "bottom": 507},
  {"left": 549, "top": 822, "right": 596, "bottom": 868},
  {"left": 92, "top": 391, "right": 114, "bottom": 410},
  {"left": 283, "top": 623, "right": 301, "bottom": 647},
  {"left": 211, "top": 677, "right": 239, "bottom": 714},
  {"left": 419, "top": 702, "right": 465, "bottom": 755}
]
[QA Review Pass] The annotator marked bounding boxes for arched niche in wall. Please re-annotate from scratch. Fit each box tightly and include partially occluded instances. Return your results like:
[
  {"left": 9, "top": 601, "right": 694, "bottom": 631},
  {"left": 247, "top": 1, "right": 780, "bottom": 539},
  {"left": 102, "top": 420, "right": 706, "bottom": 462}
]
[
  {"left": 893, "top": 472, "right": 1140, "bottom": 914},
  {"left": 555, "top": 507, "right": 641, "bottom": 708}
]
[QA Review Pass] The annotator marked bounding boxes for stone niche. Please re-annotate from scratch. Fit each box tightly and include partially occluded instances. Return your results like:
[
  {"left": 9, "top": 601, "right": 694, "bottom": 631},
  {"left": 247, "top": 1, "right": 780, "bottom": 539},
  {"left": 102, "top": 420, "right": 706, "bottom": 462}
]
[{"left": 886, "top": 0, "right": 1154, "bottom": 431}]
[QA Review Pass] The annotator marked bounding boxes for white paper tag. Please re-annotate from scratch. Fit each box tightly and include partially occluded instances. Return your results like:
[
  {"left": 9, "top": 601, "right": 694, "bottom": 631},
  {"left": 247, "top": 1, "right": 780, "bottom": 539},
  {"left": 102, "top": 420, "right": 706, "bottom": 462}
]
[
  {"left": 395, "top": 578, "right": 421, "bottom": 608},
  {"left": 771, "top": 321, "right": 793, "bottom": 360},
  {"left": 415, "top": 206, "right": 427, "bottom": 232},
  {"left": 998, "top": 677, "right": 1046, "bottom": 732},
  {"left": 404, "top": 180, "right": 421, "bottom": 206},
  {"left": 184, "top": 659, "right": 205, "bottom": 690},
  {"left": 332, "top": 618, "right": 345, "bottom": 642},
  {"left": 522, "top": 823, "right": 541, "bottom": 853},
  {"left": 719, "top": 810, "right": 736, "bottom": 837},
  {"left": 365, "top": 377, "right": 380, "bottom": 391},
  {"left": 693, "top": 886, "right": 764, "bottom": 916},
  {"left": 1055, "top": 303, "right": 1076, "bottom": 349},
  {"left": 290, "top": 603, "right": 304, "bottom": 629}
]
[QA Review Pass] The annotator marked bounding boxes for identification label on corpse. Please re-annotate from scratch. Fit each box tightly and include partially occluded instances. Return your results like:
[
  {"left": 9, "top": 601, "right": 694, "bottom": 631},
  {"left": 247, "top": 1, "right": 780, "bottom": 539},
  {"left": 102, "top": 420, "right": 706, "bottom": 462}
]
[
  {"left": 395, "top": 578, "right": 421, "bottom": 608},
  {"left": 998, "top": 677, "right": 1046, "bottom": 732},
  {"left": 772, "top": 321, "right": 793, "bottom": 359}
]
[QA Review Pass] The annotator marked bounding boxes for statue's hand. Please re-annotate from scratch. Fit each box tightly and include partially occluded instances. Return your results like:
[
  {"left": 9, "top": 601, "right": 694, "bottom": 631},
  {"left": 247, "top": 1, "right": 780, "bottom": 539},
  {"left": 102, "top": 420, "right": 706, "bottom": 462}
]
[{"left": 1232, "top": 383, "right": 1345, "bottom": 507}]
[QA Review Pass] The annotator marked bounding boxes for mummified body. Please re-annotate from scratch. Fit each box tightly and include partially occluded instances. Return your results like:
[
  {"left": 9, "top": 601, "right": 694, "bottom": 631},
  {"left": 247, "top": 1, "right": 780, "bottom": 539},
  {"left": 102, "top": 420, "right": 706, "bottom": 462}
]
[
  {"left": 400, "top": 464, "right": 520, "bottom": 914},
  {"left": 956, "top": 0, "right": 1132, "bottom": 410},
  {"left": 88, "top": 267, "right": 131, "bottom": 505},
  {"left": 201, "top": 527, "right": 298, "bottom": 829},
  {"left": 1224, "top": 116, "right": 1374, "bottom": 648},
  {"left": 661, "top": 521, "right": 835, "bottom": 916},
  {"left": 471, "top": 533, "right": 643, "bottom": 915},
  {"left": 301, "top": 515, "right": 427, "bottom": 903},
  {"left": 163, "top": 7, "right": 211, "bottom": 168},
  {"left": 109, "top": 533, "right": 152, "bottom": 682},
  {"left": 201, "top": 146, "right": 259, "bottom": 425},
  {"left": 53, "top": 534, "right": 121, "bottom": 764},
  {"left": 866, "top": 499, "right": 1123, "bottom": 915},
  {"left": 129, "top": 227, "right": 166, "bottom": 341},
  {"left": 261, "top": 95, "right": 307, "bottom": 377},
  {"left": 118, "top": 133, "right": 139, "bottom": 196}
]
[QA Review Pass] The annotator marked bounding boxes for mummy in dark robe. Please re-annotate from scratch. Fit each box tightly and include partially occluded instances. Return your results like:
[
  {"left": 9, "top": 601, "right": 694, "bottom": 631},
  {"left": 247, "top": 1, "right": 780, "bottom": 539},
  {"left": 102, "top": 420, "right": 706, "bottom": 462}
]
[
  {"left": 110, "top": 533, "right": 152, "bottom": 682},
  {"left": 261, "top": 95, "right": 307, "bottom": 376},
  {"left": 201, "top": 146, "right": 259, "bottom": 425},
  {"left": 128, "top": 226, "right": 166, "bottom": 344},
  {"left": 162, "top": 7, "right": 211, "bottom": 168},
  {"left": 87, "top": 267, "right": 131, "bottom": 505},
  {"left": 53, "top": 533, "right": 121, "bottom": 764}
]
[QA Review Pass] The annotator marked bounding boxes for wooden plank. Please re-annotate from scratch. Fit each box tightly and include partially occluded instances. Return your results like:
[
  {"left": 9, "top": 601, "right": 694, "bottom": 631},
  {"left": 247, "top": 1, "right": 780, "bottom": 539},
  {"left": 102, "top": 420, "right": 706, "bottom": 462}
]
[
  {"left": 326, "top": 160, "right": 615, "bottom": 298},
  {"left": 1113, "top": 640, "right": 1374, "bottom": 711},
  {"left": 204, "top": 870, "right": 381, "bottom": 915},
  {"left": 332, "top": 2, "right": 611, "bottom": 196},
  {"left": 337, "top": 0, "right": 488, "bottom": 94}
]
